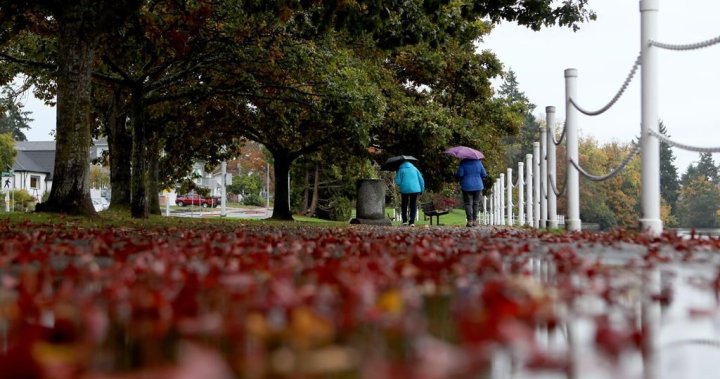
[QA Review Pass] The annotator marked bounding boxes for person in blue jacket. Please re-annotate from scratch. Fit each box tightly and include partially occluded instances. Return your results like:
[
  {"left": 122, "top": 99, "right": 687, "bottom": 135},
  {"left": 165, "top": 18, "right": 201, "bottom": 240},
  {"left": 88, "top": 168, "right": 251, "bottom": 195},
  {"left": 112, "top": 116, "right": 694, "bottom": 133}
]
[
  {"left": 456, "top": 158, "right": 488, "bottom": 227},
  {"left": 395, "top": 161, "right": 425, "bottom": 226}
]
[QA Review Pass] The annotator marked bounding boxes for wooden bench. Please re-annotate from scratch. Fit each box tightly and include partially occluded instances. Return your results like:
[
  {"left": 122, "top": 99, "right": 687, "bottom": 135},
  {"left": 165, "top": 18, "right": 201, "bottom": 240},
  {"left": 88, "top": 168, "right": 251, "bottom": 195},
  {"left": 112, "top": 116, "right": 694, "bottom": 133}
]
[{"left": 421, "top": 202, "right": 450, "bottom": 225}]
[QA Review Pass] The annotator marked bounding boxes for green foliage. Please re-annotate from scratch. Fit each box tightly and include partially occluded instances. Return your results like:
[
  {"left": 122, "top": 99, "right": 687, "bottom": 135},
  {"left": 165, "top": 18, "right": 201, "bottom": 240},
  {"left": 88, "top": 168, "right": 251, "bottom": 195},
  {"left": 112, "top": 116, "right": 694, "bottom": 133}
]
[
  {"left": 677, "top": 153, "right": 720, "bottom": 228},
  {"left": 229, "top": 173, "right": 263, "bottom": 198},
  {"left": 10, "top": 189, "right": 35, "bottom": 212},
  {"left": 682, "top": 152, "right": 718, "bottom": 185},
  {"left": 242, "top": 193, "right": 263, "bottom": 207},
  {"left": 0, "top": 132, "right": 15, "bottom": 172},
  {"left": 677, "top": 176, "right": 720, "bottom": 228},
  {"left": 658, "top": 121, "right": 680, "bottom": 217},
  {"left": 0, "top": 86, "right": 32, "bottom": 141},
  {"left": 326, "top": 195, "right": 352, "bottom": 222}
]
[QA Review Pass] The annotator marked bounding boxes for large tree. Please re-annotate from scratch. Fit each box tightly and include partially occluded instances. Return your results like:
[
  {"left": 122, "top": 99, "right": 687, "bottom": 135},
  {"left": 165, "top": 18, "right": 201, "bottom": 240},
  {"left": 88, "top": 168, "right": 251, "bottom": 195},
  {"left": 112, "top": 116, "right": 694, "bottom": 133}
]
[
  {"left": 1, "top": 0, "right": 142, "bottom": 216},
  {"left": 2, "top": 0, "right": 596, "bottom": 218}
]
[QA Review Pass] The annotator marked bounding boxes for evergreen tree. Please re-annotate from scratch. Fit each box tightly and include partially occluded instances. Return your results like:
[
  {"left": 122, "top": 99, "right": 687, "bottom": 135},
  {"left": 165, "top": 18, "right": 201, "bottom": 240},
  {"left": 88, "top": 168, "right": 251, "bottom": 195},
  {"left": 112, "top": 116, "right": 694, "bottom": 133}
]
[
  {"left": 682, "top": 152, "right": 719, "bottom": 184},
  {"left": 658, "top": 121, "right": 680, "bottom": 213},
  {"left": 0, "top": 86, "right": 32, "bottom": 141},
  {"left": 498, "top": 69, "right": 538, "bottom": 168},
  {"left": 677, "top": 152, "right": 720, "bottom": 227}
]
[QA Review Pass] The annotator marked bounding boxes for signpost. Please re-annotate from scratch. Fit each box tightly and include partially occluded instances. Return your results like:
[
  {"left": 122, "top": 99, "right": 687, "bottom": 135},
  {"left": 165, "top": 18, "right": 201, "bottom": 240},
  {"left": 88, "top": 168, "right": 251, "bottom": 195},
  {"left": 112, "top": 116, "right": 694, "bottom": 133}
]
[{"left": 2, "top": 171, "right": 13, "bottom": 212}]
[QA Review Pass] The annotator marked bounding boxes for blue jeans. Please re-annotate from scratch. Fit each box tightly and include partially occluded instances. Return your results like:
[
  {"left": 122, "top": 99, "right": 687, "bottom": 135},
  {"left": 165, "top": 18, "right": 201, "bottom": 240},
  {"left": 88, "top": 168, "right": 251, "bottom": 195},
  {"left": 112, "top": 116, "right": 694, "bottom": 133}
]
[
  {"left": 462, "top": 190, "right": 481, "bottom": 222},
  {"left": 401, "top": 193, "right": 419, "bottom": 224}
]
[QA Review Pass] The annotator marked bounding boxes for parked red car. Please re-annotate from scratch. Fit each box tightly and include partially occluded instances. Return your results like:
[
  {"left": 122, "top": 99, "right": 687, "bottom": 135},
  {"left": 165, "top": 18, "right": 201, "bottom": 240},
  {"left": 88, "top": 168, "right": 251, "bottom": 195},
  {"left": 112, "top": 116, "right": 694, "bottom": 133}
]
[{"left": 175, "top": 194, "right": 221, "bottom": 208}]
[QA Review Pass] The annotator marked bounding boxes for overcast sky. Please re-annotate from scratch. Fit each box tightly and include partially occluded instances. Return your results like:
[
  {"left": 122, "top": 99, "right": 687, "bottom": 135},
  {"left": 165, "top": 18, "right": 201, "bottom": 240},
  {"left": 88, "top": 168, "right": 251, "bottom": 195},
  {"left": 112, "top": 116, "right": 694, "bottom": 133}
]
[
  {"left": 20, "top": 0, "right": 720, "bottom": 173},
  {"left": 481, "top": 0, "right": 720, "bottom": 173}
]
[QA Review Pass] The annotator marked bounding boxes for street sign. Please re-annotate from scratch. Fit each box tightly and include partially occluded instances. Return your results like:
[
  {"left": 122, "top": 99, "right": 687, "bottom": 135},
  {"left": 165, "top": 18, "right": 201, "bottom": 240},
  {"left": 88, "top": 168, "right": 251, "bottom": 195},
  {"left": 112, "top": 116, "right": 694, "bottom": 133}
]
[{"left": 1, "top": 171, "right": 13, "bottom": 177}]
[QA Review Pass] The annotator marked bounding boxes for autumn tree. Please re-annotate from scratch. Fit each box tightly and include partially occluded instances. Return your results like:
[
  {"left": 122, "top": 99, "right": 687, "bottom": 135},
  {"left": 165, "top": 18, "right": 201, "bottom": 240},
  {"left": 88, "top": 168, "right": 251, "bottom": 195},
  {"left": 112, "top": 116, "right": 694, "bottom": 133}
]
[{"left": 556, "top": 137, "right": 641, "bottom": 230}]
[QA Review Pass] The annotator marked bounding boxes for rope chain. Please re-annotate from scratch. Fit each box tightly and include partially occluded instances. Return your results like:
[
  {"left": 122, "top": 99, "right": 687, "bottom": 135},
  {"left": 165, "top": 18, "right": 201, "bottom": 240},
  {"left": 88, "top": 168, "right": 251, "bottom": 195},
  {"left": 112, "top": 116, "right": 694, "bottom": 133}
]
[
  {"left": 648, "top": 129, "right": 720, "bottom": 153},
  {"left": 552, "top": 122, "right": 566, "bottom": 146},
  {"left": 549, "top": 172, "right": 567, "bottom": 197},
  {"left": 568, "top": 54, "right": 641, "bottom": 116},
  {"left": 650, "top": 34, "right": 720, "bottom": 51},
  {"left": 569, "top": 143, "right": 641, "bottom": 182}
]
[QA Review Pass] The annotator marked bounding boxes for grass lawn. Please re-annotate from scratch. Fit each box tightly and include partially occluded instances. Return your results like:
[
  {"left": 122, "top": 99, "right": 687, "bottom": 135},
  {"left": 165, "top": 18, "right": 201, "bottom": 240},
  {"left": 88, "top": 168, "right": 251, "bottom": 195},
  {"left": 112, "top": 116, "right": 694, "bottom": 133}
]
[{"left": 389, "top": 207, "right": 475, "bottom": 227}]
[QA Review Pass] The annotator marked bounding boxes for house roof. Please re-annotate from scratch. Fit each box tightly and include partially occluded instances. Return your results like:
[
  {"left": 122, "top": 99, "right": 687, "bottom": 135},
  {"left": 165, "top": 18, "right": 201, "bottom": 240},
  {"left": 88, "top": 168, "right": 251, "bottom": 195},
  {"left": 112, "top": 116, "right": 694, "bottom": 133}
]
[
  {"left": 16, "top": 141, "right": 56, "bottom": 151},
  {"left": 13, "top": 141, "right": 56, "bottom": 180}
]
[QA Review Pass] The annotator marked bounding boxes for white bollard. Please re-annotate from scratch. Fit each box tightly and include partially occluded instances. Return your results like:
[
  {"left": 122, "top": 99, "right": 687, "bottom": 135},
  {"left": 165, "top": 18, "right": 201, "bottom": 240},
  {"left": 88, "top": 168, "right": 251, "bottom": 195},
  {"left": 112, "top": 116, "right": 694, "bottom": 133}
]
[
  {"left": 540, "top": 123, "right": 548, "bottom": 228},
  {"left": 564, "top": 69, "right": 581, "bottom": 231},
  {"left": 532, "top": 142, "right": 541, "bottom": 229},
  {"left": 546, "top": 106, "right": 558, "bottom": 228},
  {"left": 525, "top": 153, "right": 533, "bottom": 227},
  {"left": 499, "top": 173, "right": 505, "bottom": 226},
  {"left": 482, "top": 195, "right": 488, "bottom": 225},
  {"left": 220, "top": 160, "right": 227, "bottom": 217},
  {"left": 518, "top": 161, "right": 525, "bottom": 226},
  {"left": 489, "top": 191, "right": 494, "bottom": 225},
  {"left": 640, "top": 0, "right": 662, "bottom": 235},
  {"left": 506, "top": 168, "right": 513, "bottom": 226}
]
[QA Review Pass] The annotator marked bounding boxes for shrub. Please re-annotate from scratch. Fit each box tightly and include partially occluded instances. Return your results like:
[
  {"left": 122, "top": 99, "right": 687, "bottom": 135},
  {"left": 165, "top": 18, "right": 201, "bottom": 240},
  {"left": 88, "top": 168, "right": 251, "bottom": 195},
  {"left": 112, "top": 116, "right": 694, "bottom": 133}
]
[
  {"left": 242, "top": 193, "right": 263, "bottom": 206},
  {"left": 10, "top": 189, "right": 36, "bottom": 212},
  {"left": 327, "top": 196, "right": 352, "bottom": 221}
]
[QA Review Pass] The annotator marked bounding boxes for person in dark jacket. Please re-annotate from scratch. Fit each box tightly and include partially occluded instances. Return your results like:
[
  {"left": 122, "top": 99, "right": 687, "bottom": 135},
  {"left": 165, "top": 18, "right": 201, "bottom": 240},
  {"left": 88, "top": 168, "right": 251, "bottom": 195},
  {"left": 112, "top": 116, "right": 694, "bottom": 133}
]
[
  {"left": 395, "top": 161, "right": 425, "bottom": 226},
  {"left": 456, "top": 158, "right": 488, "bottom": 227}
]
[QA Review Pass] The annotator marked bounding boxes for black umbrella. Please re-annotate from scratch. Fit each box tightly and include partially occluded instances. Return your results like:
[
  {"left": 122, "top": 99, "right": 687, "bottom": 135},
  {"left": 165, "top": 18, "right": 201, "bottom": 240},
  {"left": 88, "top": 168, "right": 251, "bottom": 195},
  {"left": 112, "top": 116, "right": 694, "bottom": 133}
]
[{"left": 381, "top": 155, "right": 418, "bottom": 171}]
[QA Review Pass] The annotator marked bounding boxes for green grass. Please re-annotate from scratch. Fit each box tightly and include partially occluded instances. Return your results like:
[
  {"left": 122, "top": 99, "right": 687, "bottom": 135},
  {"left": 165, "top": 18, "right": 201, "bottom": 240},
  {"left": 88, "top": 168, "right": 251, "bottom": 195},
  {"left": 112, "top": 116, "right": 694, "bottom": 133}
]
[
  {"left": 389, "top": 208, "right": 474, "bottom": 227},
  {"left": 1, "top": 205, "right": 481, "bottom": 229}
]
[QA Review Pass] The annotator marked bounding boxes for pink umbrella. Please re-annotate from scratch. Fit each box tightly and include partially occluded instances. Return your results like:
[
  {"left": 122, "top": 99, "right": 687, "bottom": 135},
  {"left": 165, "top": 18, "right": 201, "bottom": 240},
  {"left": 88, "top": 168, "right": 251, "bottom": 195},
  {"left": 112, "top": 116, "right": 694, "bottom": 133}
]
[{"left": 444, "top": 146, "right": 485, "bottom": 160}]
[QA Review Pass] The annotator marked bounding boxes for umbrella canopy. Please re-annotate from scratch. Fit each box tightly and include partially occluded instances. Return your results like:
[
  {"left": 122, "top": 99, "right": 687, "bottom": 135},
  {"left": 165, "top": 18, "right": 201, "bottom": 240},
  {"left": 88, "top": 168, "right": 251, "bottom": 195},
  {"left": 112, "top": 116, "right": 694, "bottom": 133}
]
[
  {"left": 381, "top": 155, "right": 418, "bottom": 171},
  {"left": 444, "top": 146, "right": 485, "bottom": 160}
]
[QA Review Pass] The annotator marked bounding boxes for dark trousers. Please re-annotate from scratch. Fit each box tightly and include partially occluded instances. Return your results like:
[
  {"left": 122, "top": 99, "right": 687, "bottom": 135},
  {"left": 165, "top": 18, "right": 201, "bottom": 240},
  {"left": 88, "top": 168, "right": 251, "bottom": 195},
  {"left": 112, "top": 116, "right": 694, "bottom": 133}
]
[
  {"left": 462, "top": 190, "right": 481, "bottom": 222},
  {"left": 401, "top": 193, "right": 419, "bottom": 224}
]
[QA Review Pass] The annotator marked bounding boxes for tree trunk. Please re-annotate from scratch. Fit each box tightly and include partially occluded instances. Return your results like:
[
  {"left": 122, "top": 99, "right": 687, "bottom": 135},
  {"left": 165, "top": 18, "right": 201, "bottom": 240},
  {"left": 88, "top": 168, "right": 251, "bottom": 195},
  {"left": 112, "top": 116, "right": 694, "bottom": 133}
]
[
  {"left": 36, "top": 6, "right": 96, "bottom": 216},
  {"left": 129, "top": 87, "right": 148, "bottom": 218},
  {"left": 106, "top": 89, "right": 131, "bottom": 209},
  {"left": 147, "top": 132, "right": 161, "bottom": 215},
  {"left": 306, "top": 163, "right": 320, "bottom": 216},
  {"left": 271, "top": 153, "right": 293, "bottom": 220}
]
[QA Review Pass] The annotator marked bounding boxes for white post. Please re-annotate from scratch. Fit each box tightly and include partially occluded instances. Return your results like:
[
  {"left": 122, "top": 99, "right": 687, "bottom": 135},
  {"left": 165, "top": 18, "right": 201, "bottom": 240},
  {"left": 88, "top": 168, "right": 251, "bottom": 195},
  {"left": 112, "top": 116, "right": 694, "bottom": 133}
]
[
  {"left": 546, "top": 106, "right": 558, "bottom": 228},
  {"left": 499, "top": 173, "right": 505, "bottom": 226},
  {"left": 165, "top": 190, "right": 170, "bottom": 216},
  {"left": 220, "top": 160, "right": 227, "bottom": 217},
  {"left": 533, "top": 142, "right": 541, "bottom": 228},
  {"left": 489, "top": 190, "right": 495, "bottom": 225},
  {"left": 518, "top": 162, "right": 525, "bottom": 226},
  {"left": 483, "top": 195, "right": 488, "bottom": 225},
  {"left": 506, "top": 168, "right": 513, "bottom": 226},
  {"left": 540, "top": 122, "right": 548, "bottom": 228},
  {"left": 525, "top": 153, "right": 533, "bottom": 227},
  {"left": 640, "top": 0, "right": 662, "bottom": 235},
  {"left": 564, "top": 69, "right": 581, "bottom": 231}
]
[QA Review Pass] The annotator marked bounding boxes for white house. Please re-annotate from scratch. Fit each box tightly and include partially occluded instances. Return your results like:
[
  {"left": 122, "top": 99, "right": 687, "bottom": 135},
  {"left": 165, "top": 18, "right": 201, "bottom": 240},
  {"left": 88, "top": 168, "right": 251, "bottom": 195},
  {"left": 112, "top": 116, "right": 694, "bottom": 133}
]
[
  {"left": 8, "top": 141, "right": 55, "bottom": 201},
  {"left": 6, "top": 139, "right": 109, "bottom": 202}
]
